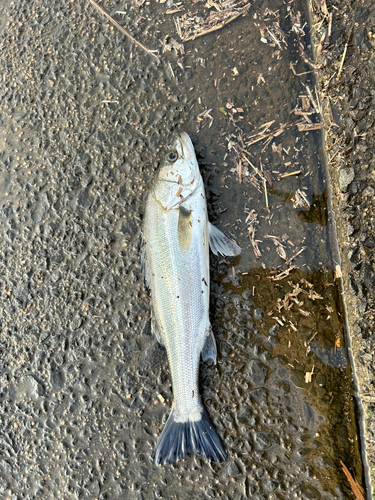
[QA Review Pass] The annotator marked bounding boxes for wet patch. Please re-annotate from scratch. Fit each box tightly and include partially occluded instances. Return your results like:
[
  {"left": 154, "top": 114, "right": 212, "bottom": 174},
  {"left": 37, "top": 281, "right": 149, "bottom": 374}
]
[{"left": 0, "top": 0, "right": 366, "bottom": 498}]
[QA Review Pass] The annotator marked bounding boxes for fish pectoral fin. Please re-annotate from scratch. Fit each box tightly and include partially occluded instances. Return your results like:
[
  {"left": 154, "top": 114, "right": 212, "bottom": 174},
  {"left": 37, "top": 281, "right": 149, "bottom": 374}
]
[
  {"left": 151, "top": 316, "right": 165, "bottom": 348},
  {"left": 201, "top": 325, "right": 217, "bottom": 365},
  {"left": 141, "top": 237, "right": 150, "bottom": 288},
  {"left": 208, "top": 222, "right": 241, "bottom": 257},
  {"left": 178, "top": 206, "right": 193, "bottom": 252}
]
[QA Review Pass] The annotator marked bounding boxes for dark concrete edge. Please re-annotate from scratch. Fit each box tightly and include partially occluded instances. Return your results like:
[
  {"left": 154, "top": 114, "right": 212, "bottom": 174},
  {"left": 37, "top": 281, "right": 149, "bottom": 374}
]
[{"left": 308, "top": 0, "right": 375, "bottom": 497}]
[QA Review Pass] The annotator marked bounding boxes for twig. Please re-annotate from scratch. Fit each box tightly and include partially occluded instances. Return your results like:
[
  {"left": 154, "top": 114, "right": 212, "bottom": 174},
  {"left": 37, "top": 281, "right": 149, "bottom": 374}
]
[
  {"left": 240, "top": 152, "right": 266, "bottom": 182},
  {"left": 305, "top": 84, "right": 320, "bottom": 115},
  {"left": 289, "top": 62, "right": 314, "bottom": 77},
  {"left": 264, "top": 179, "right": 269, "bottom": 209},
  {"left": 279, "top": 170, "right": 301, "bottom": 179},
  {"left": 246, "top": 120, "right": 303, "bottom": 147},
  {"left": 270, "top": 266, "right": 297, "bottom": 281},
  {"left": 245, "top": 209, "right": 262, "bottom": 258},
  {"left": 340, "top": 461, "right": 365, "bottom": 500},
  {"left": 297, "top": 122, "right": 321, "bottom": 132},
  {"left": 307, "top": 332, "right": 317, "bottom": 345},
  {"left": 168, "top": 63, "right": 175, "bottom": 78},
  {"left": 240, "top": 150, "right": 270, "bottom": 209},
  {"left": 261, "top": 136, "right": 273, "bottom": 153},
  {"left": 336, "top": 42, "right": 348, "bottom": 80},
  {"left": 314, "top": 85, "right": 322, "bottom": 115},
  {"left": 174, "top": 16, "right": 182, "bottom": 39},
  {"left": 285, "top": 246, "right": 306, "bottom": 265},
  {"left": 327, "top": 148, "right": 340, "bottom": 165},
  {"left": 328, "top": 12, "right": 332, "bottom": 37},
  {"left": 87, "top": 0, "right": 159, "bottom": 61},
  {"left": 183, "top": 10, "right": 243, "bottom": 42},
  {"left": 336, "top": 20, "right": 354, "bottom": 81}
]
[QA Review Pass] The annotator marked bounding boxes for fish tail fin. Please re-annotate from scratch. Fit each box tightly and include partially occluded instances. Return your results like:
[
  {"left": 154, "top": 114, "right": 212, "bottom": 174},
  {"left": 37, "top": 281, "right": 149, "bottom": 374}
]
[{"left": 153, "top": 404, "right": 227, "bottom": 465}]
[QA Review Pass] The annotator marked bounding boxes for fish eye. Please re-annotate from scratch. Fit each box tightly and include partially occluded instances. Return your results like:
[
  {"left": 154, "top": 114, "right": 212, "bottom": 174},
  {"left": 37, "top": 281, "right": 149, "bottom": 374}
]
[{"left": 166, "top": 150, "right": 178, "bottom": 163}]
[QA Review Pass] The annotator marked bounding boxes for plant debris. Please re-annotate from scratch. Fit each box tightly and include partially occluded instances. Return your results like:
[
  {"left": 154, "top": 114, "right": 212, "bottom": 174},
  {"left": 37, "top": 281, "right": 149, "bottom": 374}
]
[
  {"left": 87, "top": 0, "right": 159, "bottom": 60},
  {"left": 197, "top": 108, "right": 214, "bottom": 130},
  {"left": 256, "top": 8, "right": 287, "bottom": 50},
  {"left": 174, "top": 0, "right": 252, "bottom": 42},
  {"left": 292, "top": 189, "right": 310, "bottom": 209},
  {"left": 265, "top": 234, "right": 287, "bottom": 260},
  {"left": 340, "top": 460, "right": 365, "bottom": 500},
  {"left": 245, "top": 209, "right": 262, "bottom": 258}
]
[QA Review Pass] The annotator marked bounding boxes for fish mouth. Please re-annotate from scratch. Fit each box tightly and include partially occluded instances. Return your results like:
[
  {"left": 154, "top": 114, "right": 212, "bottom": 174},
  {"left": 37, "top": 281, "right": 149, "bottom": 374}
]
[{"left": 174, "top": 132, "right": 195, "bottom": 160}]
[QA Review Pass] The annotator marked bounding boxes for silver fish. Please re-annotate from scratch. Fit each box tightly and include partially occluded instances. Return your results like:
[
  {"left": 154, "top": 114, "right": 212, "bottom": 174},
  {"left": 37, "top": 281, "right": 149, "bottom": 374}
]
[{"left": 142, "top": 132, "right": 241, "bottom": 464}]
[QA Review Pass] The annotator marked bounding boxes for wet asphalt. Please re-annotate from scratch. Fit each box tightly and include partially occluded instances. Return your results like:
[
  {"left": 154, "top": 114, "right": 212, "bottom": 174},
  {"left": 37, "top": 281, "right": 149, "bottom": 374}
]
[{"left": 0, "top": 0, "right": 370, "bottom": 498}]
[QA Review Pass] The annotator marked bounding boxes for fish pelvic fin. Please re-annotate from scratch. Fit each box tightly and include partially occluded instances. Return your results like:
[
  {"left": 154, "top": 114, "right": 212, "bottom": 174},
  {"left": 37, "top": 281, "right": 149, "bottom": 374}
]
[
  {"left": 153, "top": 404, "right": 227, "bottom": 465},
  {"left": 208, "top": 222, "right": 241, "bottom": 257}
]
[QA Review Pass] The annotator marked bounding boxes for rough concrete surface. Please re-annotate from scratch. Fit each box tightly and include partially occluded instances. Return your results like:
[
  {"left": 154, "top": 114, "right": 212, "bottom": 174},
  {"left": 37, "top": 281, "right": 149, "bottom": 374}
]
[
  {"left": 0, "top": 0, "right": 372, "bottom": 498},
  {"left": 312, "top": 0, "right": 375, "bottom": 495}
]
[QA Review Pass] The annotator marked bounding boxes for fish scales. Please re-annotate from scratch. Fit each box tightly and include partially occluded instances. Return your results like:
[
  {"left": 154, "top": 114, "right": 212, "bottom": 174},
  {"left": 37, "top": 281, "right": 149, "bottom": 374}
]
[
  {"left": 146, "top": 186, "right": 208, "bottom": 419},
  {"left": 142, "top": 132, "right": 241, "bottom": 464}
]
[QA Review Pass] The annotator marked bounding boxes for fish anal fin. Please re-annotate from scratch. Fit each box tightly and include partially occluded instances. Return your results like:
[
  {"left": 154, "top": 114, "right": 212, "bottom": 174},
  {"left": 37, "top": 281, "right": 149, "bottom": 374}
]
[
  {"left": 208, "top": 222, "right": 241, "bottom": 257},
  {"left": 202, "top": 325, "right": 217, "bottom": 364}
]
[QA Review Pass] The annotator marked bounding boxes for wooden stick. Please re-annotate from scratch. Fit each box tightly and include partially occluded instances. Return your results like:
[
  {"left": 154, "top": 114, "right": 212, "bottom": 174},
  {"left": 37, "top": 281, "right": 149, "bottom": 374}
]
[
  {"left": 240, "top": 152, "right": 266, "bottom": 183},
  {"left": 327, "top": 148, "right": 340, "bottom": 165},
  {"left": 88, "top": 0, "right": 159, "bottom": 61},
  {"left": 314, "top": 85, "right": 322, "bottom": 115},
  {"left": 279, "top": 170, "right": 301, "bottom": 179},
  {"left": 340, "top": 461, "right": 365, "bottom": 500},
  {"left": 305, "top": 84, "right": 320, "bottom": 115},
  {"left": 246, "top": 120, "right": 303, "bottom": 147},
  {"left": 270, "top": 266, "right": 297, "bottom": 281},
  {"left": 336, "top": 43, "right": 348, "bottom": 80},
  {"left": 168, "top": 63, "right": 175, "bottom": 78},
  {"left": 297, "top": 122, "right": 321, "bottom": 131},
  {"left": 183, "top": 8, "right": 245, "bottom": 41},
  {"left": 286, "top": 246, "right": 306, "bottom": 265},
  {"left": 264, "top": 179, "right": 269, "bottom": 209}
]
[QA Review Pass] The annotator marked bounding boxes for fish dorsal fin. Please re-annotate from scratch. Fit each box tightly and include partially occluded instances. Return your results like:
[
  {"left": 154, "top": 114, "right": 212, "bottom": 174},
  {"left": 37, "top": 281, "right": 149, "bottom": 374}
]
[
  {"left": 208, "top": 222, "right": 241, "bottom": 257},
  {"left": 201, "top": 324, "right": 217, "bottom": 364},
  {"left": 178, "top": 206, "right": 193, "bottom": 252}
]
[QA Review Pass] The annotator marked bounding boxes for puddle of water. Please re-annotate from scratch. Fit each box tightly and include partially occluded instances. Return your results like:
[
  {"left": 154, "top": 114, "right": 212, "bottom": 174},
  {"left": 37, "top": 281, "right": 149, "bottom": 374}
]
[{"left": 0, "top": 0, "right": 367, "bottom": 498}]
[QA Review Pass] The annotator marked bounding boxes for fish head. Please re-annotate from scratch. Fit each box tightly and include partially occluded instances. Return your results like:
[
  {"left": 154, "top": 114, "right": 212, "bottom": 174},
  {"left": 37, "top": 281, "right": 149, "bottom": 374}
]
[{"left": 155, "top": 132, "right": 202, "bottom": 211}]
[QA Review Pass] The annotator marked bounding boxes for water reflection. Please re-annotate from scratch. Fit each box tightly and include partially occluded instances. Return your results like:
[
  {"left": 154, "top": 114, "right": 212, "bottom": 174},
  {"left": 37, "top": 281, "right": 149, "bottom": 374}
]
[
  {"left": 268, "top": 187, "right": 329, "bottom": 226},
  {"left": 208, "top": 265, "right": 358, "bottom": 497}
]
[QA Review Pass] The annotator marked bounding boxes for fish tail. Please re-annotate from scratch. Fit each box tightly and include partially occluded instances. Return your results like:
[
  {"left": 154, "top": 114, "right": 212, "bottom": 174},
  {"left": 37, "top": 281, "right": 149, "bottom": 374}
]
[{"left": 153, "top": 404, "right": 227, "bottom": 465}]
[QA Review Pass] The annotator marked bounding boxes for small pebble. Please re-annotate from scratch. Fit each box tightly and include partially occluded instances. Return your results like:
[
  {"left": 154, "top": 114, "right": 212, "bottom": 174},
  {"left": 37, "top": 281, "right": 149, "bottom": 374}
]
[{"left": 254, "top": 308, "right": 264, "bottom": 320}]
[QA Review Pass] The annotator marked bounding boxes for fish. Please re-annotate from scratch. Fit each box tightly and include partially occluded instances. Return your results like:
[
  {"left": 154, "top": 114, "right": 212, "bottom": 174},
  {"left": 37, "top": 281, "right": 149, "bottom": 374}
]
[{"left": 142, "top": 132, "right": 241, "bottom": 464}]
